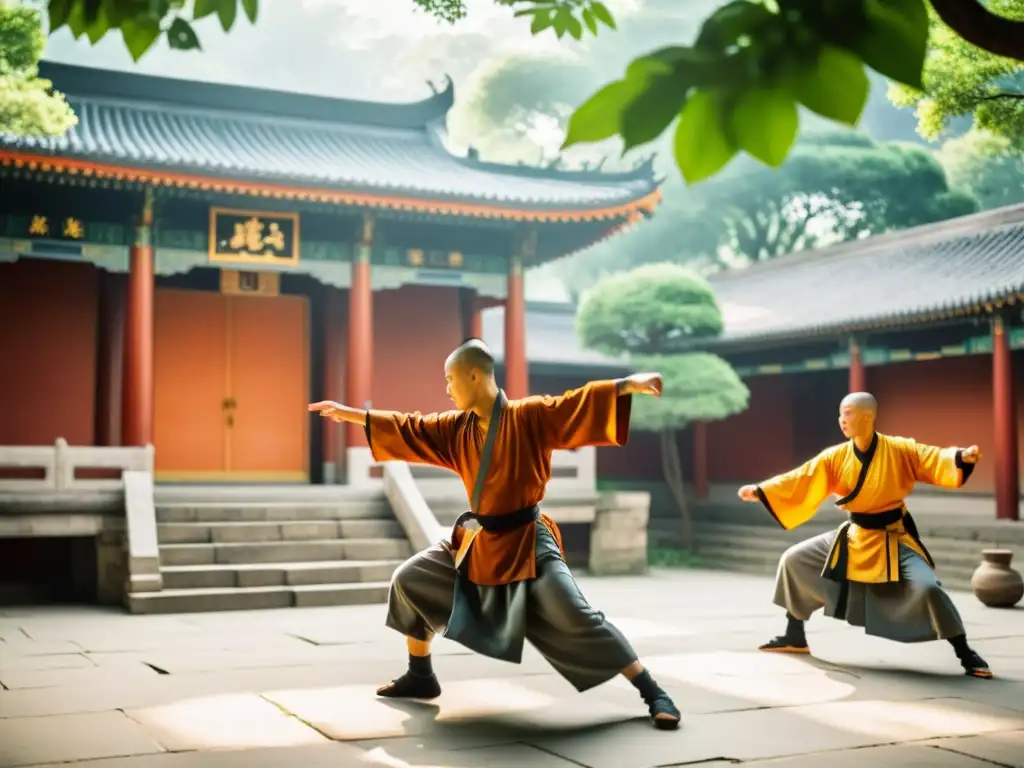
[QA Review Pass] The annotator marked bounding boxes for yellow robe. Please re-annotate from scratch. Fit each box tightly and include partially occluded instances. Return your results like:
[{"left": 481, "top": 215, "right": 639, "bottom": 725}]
[{"left": 756, "top": 433, "right": 973, "bottom": 584}]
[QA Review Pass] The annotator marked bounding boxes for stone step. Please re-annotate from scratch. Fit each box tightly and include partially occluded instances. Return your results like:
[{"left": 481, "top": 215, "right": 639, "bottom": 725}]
[
  {"left": 156, "top": 519, "right": 404, "bottom": 544},
  {"left": 126, "top": 581, "right": 391, "bottom": 614},
  {"left": 159, "top": 538, "right": 413, "bottom": 567},
  {"left": 156, "top": 501, "right": 391, "bottom": 524},
  {"left": 695, "top": 544, "right": 978, "bottom": 592},
  {"left": 160, "top": 559, "right": 402, "bottom": 590}
]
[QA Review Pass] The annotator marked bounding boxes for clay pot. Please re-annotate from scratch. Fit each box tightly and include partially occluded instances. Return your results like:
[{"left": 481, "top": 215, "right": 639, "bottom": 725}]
[{"left": 971, "top": 549, "right": 1024, "bottom": 608}]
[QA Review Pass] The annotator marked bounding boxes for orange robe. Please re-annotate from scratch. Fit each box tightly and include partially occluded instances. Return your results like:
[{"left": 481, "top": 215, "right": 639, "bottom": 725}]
[
  {"left": 365, "top": 381, "right": 631, "bottom": 587},
  {"left": 756, "top": 432, "right": 972, "bottom": 584}
]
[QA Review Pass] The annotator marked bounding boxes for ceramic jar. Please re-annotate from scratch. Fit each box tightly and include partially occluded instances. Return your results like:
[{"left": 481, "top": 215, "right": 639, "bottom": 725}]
[{"left": 971, "top": 549, "right": 1024, "bottom": 608}]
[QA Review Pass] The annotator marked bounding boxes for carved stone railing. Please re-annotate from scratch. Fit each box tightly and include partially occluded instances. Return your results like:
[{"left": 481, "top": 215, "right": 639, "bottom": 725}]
[
  {"left": 382, "top": 462, "right": 447, "bottom": 552},
  {"left": 0, "top": 439, "right": 154, "bottom": 492},
  {"left": 0, "top": 439, "right": 162, "bottom": 598}
]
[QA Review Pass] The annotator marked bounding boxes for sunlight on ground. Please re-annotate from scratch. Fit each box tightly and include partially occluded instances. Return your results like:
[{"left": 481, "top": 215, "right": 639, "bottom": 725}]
[
  {"left": 635, "top": 651, "right": 857, "bottom": 707},
  {"left": 125, "top": 693, "right": 328, "bottom": 750},
  {"left": 797, "top": 699, "right": 1024, "bottom": 741}
]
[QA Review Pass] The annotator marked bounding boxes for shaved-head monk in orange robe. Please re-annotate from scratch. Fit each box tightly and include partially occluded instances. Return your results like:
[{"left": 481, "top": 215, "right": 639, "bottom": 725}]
[{"left": 310, "top": 338, "right": 681, "bottom": 729}]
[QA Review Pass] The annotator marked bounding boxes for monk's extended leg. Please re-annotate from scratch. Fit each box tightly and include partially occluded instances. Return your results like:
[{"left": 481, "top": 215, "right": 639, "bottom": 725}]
[
  {"left": 892, "top": 547, "right": 992, "bottom": 679},
  {"left": 761, "top": 532, "right": 837, "bottom": 653},
  {"left": 377, "top": 543, "right": 457, "bottom": 699},
  {"left": 526, "top": 526, "right": 680, "bottom": 730}
]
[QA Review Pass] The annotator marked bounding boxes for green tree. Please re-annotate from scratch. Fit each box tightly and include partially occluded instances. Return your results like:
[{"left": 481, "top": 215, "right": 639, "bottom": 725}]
[
  {"left": 888, "top": 1, "right": 1024, "bottom": 145},
  {"left": 937, "top": 128, "right": 1024, "bottom": 209},
  {"left": 713, "top": 130, "right": 978, "bottom": 263},
  {"left": 575, "top": 263, "right": 749, "bottom": 551},
  {"left": 0, "top": 1, "right": 75, "bottom": 137},
  {"left": 431, "top": 0, "right": 1024, "bottom": 186},
  {"left": 43, "top": 0, "right": 258, "bottom": 62}
]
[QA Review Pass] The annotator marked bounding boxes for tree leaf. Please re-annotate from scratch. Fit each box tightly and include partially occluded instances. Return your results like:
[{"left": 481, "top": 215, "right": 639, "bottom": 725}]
[
  {"left": 530, "top": 9, "right": 553, "bottom": 35},
  {"left": 562, "top": 78, "right": 645, "bottom": 149},
  {"left": 731, "top": 86, "right": 799, "bottom": 167},
  {"left": 167, "top": 16, "right": 201, "bottom": 51},
  {"left": 621, "top": 71, "right": 691, "bottom": 152},
  {"left": 48, "top": 0, "right": 72, "bottom": 33},
  {"left": 588, "top": 1, "right": 615, "bottom": 30},
  {"left": 216, "top": 0, "right": 237, "bottom": 31},
  {"left": 695, "top": 0, "right": 774, "bottom": 52},
  {"left": 795, "top": 45, "right": 870, "bottom": 126},
  {"left": 193, "top": 0, "right": 218, "bottom": 20},
  {"left": 854, "top": 0, "right": 930, "bottom": 89},
  {"left": 241, "top": 0, "right": 258, "bottom": 23},
  {"left": 673, "top": 90, "right": 737, "bottom": 184},
  {"left": 581, "top": 7, "right": 598, "bottom": 35},
  {"left": 565, "top": 12, "right": 583, "bottom": 40},
  {"left": 120, "top": 16, "right": 161, "bottom": 61},
  {"left": 66, "top": 1, "right": 88, "bottom": 38},
  {"left": 85, "top": 3, "right": 110, "bottom": 44},
  {"left": 552, "top": 6, "right": 571, "bottom": 38}
]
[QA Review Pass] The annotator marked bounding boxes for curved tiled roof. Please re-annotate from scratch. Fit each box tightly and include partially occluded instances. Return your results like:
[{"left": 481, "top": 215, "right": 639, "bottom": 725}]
[
  {"left": 0, "top": 63, "right": 659, "bottom": 214},
  {"left": 708, "top": 204, "right": 1024, "bottom": 347}
]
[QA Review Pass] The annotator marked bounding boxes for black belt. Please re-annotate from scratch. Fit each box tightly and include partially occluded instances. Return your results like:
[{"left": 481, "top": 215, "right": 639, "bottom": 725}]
[
  {"left": 451, "top": 504, "right": 540, "bottom": 543},
  {"left": 848, "top": 507, "right": 904, "bottom": 530},
  {"left": 825, "top": 506, "right": 935, "bottom": 618}
]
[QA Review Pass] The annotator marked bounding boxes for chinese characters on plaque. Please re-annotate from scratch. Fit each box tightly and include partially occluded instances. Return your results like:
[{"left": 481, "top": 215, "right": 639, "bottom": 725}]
[
  {"left": 26, "top": 215, "right": 85, "bottom": 240},
  {"left": 209, "top": 208, "right": 299, "bottom": 265}
]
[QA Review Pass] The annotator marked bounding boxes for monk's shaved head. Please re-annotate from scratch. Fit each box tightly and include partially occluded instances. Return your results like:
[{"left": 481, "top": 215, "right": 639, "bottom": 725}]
[
  {"left": 445, "top": 338, "right": 495, "bottom": 378},
  {"left": 841, "top": 392, "right": 878, "bottom": 416}
]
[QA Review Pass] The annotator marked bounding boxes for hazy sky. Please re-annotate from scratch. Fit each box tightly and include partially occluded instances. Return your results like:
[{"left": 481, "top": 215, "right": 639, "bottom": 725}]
[{"left": 42, "top": 0, "right": 639, "bottom": 102}]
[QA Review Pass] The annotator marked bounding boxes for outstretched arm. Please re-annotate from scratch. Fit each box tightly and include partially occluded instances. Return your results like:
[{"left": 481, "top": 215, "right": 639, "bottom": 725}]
[
  {"left": 309, "top": 400, "right": 459, "bottom": 471},
  {"left": 737, "top": 450, "right": 837, "bottom": 531},
  {"left": 910, "top": 441, "right": 981, "bottom": 489},
  {"left": 526, "top": 372, "right": 662, "bottom": 451}
]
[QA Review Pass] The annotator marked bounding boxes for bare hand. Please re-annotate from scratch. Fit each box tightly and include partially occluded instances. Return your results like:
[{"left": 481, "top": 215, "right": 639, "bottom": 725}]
[
  {"left": 625, "top": 372, "right": 663, "bottom": 397},
  {"left": 961, "top": 445, "right": 982, "bottom": 464},
  {"left": 737, "top": 484, "right": 759, "bottom": 502},
  {"left": 308, "top": 401, "right": 344, "bottom": 423}
]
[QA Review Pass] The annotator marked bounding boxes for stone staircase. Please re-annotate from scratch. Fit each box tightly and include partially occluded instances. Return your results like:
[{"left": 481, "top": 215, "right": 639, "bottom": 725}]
[{"left": 128, "top": 488, "right": 412, "bottom": 614}]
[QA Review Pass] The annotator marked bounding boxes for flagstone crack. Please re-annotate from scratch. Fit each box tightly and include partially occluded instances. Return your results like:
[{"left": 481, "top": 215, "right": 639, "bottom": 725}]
[{"left": 926, "top": 739, "right": 1020, "bottom": 768}]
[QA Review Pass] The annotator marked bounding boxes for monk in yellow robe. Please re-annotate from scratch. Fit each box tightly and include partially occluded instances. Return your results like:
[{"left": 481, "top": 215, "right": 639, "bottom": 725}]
[
  {"left": 309, "top": 339, "right": 681, "bottom": 729},
  {"left": 738, "top": 392, "right": 991, "bottom": 678}
]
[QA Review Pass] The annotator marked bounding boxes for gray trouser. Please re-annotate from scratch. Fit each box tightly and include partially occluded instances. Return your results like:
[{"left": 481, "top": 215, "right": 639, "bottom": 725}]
[
  {"left": 774, "top": 530, "right": 965, "bottom": 643},
  {"left": 385, "top": 524, "right": 638, "bottom": 692}
]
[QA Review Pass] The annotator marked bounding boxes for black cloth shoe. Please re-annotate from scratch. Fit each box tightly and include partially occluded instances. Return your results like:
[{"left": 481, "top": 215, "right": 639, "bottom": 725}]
[
  {"left": 959, "top": 649, "right": 993, "bottom": 679},
  {"left": 376, "top": 670, "right": 443, "bottom": 699}
]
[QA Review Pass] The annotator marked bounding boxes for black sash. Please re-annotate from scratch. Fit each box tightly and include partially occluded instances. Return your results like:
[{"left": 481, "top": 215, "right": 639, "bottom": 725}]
[
  {"left": 823, "top": 507, "right": 935, "bottom": 618},
  {"left": 441, "top": 390, "right": 536, "bottom": 662}
]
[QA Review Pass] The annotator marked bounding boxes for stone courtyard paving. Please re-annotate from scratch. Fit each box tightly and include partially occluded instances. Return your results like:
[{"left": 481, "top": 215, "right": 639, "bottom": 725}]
[{"left": 1, "top": 569, "right": 1022, "bottom": 768}]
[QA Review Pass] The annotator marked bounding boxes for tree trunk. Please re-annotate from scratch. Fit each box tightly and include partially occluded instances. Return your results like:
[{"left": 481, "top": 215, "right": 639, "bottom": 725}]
[
  {"left": 660, "top": 428, "right": 695, "bottom": 552},
  {"left": 929, "top": 0, "right": 1024, "bottom": 61}
]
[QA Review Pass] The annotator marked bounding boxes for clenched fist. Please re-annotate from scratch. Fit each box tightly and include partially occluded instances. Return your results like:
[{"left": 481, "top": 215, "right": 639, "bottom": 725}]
[
  {"left": 961, "top": 445, "right": 982, "bottom": 464},
  {"left": 737, "top": 484, "right": 759, "bottom": 502}
]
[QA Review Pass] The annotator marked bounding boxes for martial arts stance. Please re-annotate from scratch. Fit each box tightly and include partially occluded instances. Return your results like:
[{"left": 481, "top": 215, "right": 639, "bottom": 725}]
[
  {"left": 737, "top": 392, "right": 992, "bottom": 678},
  {"left": 310, "top": 340, "right": 681, "bottom": 729}
]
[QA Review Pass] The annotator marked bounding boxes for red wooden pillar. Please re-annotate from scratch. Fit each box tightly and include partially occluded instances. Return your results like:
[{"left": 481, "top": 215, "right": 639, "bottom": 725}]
[
  {"left": 95, "top": 272, "right": 125, "bottom": 446},
  {"left": 848, "top": 336, "right": 866, "bottom": 393},
  {"left": 692, "top": 421, "right": 709, "bottom": 500},
  {"left": 992, "top": 314, "right": 1019, "bottom": 520},
  {"left": 345, "top": 216, "right": 374, "bottom": 448},
  {"left": 323, "top": 288, "right": 346, "bottom": 482},
  {"left": 460, "top": 288, "right": 482, "bottom": 340},
  {"left": 121, "top": 191, "right": 155, "bottom": 447},
  {"left": 504, "top": 233, "right": 533, "bottom": 400}
]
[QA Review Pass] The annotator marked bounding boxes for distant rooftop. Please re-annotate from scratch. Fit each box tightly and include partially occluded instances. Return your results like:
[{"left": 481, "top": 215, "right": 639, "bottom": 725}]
[{"left": 0, "top": 62, "right": 660, "bottom": 217}]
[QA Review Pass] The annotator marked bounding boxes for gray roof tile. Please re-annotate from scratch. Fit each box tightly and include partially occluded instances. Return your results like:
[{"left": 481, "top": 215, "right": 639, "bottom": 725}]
[
  {"left": 2, "top": 63, "right": 658, "bottom": 212},
  {"left": 708, "top": 204, "right": 1024, "bottom": 347}
]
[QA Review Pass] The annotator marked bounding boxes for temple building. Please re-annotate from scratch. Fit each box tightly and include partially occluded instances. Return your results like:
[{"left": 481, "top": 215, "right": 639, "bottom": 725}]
[
  {"left": 492, "top": 203, "right": 1024, "bottom": 521},
  {"left": 0, "top": 61, "right": 660, "bottom": 486}
]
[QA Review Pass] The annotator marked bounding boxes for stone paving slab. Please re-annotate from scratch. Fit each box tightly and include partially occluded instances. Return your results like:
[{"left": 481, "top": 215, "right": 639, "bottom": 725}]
[{"left": 1, "top": 569, "right": 1023, "bottom": 768}]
